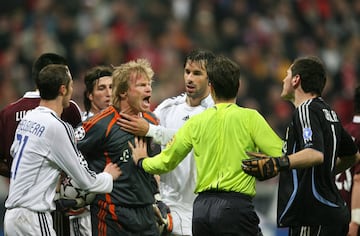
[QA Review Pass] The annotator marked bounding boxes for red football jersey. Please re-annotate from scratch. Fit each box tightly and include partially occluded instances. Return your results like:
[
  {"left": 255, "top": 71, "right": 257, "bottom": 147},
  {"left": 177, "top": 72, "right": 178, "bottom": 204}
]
[
  {"left": 0, "top": 91, "right": 82, "bottom": 177},
  {"left": 336, "top": 116, "right": 360, "bottom": 206}
]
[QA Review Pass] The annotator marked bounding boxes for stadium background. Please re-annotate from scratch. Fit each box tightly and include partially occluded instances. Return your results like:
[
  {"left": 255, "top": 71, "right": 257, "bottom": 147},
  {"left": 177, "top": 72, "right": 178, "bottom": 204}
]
[{"left": 0, "top": 0, "right": 359, "bottom": 235}]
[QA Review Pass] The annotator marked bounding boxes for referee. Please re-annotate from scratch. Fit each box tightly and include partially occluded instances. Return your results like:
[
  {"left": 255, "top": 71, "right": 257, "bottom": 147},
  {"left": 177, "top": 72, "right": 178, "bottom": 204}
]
[{"left": 129, "top": 55, "right": 283, "bottom": 236}]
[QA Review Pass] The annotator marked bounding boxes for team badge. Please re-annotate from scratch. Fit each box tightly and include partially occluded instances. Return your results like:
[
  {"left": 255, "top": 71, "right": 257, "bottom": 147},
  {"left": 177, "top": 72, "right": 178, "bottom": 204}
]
[
  {"left": 303, "top": 127, "right": 312, "bottom": 141},
  {"left": 74, "top": 126, "right": 86, "bottom": 141}
]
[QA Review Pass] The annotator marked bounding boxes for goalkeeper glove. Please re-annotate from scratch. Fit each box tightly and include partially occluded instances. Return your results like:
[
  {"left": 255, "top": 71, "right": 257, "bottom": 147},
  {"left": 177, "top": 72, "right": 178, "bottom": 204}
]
[
  {"left": 153, "top": 194, "right": 173, "bottom": 235},
  {"left": 55, "top": 198, "right": 87, "bottom": 216},
  {"left": 241, "top": 152, "right": 290, "bottom": 181}
]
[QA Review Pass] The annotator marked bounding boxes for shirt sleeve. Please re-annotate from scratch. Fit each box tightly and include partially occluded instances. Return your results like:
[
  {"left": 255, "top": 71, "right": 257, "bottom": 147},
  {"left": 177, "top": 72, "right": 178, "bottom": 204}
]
[
  {"left": 76, "top": 122, "right": 105, "bottom": 159},
  {"left": 146, "top": 123, "right": 177, "bottom": 145},
  {"left": 143, "top": 121, "right": 193, "bottom": 174},
  {"left": 338, "top": 126, "right": 358, "bottom": 157},
  {"left": 61, "top": 100, "right": 82, "bottom": 128},
  {"left": 250, "top": 110, "right": 283, "bottom": 157},
  {"left": 50, "top": 122, "right": 113, "bottom": 193}
]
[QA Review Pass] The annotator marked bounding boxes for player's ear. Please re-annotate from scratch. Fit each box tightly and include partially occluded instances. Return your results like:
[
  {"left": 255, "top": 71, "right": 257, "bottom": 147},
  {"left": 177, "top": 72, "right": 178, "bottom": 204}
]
[
  {"left": 292, "top": 74, "right": 300, "bottom": 87},
  {"left": 88, "top": 93, "right": 94, "bottom": 101},
  {"left": 59, "top": 85, "right": 67, "bottom": 96}
]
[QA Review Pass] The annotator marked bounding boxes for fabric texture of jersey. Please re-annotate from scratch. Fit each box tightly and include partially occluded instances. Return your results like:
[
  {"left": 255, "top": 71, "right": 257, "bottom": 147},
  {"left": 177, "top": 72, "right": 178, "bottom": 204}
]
[
  {"left": 0, "top": 91, "right": 82, "bottom": 176},
  {"left": 152, "top": 93, "right": 213, "bottom": 235},
  {"left": 76, "top": 105, "right": 159, "bottom": 233},
  {"left": 278, "top": 97, "right": 358, "bottom": 227},
  {"left": 5, "top": 106, "right": 112, "bottom": 212},
  {"left": 336, "top": 115, "right": 360, "bottom": 208},
  {"left": 143, "top": 103, "right": 283, "bottom": 196}
]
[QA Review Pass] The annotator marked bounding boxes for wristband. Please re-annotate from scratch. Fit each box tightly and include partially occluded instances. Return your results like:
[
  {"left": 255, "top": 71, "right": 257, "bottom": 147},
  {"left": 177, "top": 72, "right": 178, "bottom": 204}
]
[
  {"left": 277, "top": 155, "right": 290, "bottom": 171},
  {"left": 137, "top": 158, "right": 145, "bottom": 169},
  {"left": 352, "top": 208, "right": 360, "bottom": 225}
]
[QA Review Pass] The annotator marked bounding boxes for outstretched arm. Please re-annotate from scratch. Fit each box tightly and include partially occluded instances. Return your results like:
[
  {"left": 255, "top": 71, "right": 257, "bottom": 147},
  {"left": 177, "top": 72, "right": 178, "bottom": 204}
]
[
  {"left": 118, "top": 113, "right": 177, "bottom": 145},
  {"left": 242, "top": 148, "right": 323, "bottom": 181}
]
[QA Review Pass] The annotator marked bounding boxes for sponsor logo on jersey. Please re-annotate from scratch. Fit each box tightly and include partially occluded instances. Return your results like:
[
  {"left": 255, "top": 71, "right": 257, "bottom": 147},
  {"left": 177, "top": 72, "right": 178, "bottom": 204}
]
[{"left": 182, "top": 115, "right": 189, "bottom": 121}]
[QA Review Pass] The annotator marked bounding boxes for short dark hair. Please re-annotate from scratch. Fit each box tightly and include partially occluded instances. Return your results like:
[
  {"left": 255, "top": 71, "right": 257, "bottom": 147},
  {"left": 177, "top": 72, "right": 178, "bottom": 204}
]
[
  {"left": 83, "top": 66, "right": 114, "bottom": 112},
  {"left": 207, "top": 55, "right": 240, "bottom": 100},
  {"left": 291, "top": 56, "right": 326, "bottom": 96},
  {"left": 183, "top": 49, "right": 215, "bottom": 70},
  {"left": 32, "top": 53, "right": 68, "bottom": 87},
  {"left": 38, "top": 64, "right": 71, "bottom": 100}
]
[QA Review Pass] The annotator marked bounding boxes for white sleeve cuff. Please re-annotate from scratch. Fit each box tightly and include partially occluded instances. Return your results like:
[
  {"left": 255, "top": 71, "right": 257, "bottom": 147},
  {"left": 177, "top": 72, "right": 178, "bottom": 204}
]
[
  {"left": 352, "top": 209, "right": 360, "bottom": 225},
  {"left": 146, "top": 123, "right": 157, "bottom": 137},
  {"left": 146, "top": 123, "right": 176, "bottom": 146}
]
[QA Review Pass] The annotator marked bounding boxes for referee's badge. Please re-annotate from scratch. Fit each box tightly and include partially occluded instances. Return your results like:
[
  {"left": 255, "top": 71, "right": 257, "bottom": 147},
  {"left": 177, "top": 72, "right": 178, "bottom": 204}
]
[
  {"left": 74, "top": 126, "right": 86, "bottom": 141},
  {"left": 303, "top": 127, "right": 312, "bottom": 141}
]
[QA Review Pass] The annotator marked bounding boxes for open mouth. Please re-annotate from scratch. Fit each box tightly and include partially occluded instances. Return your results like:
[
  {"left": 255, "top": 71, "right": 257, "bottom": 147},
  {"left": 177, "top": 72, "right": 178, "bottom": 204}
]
[{"left": 143, "top": 96, "right": 151, "bottom": 105}]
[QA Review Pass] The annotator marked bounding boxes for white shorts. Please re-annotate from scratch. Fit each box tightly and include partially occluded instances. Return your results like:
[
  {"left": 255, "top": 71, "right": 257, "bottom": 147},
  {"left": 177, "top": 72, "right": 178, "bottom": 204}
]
[
  {"left": 69, "top": 209, "right": 92, "bottom": 236},
  {"left": 4, "top": 208, "right": 56, "bottom": 236}
]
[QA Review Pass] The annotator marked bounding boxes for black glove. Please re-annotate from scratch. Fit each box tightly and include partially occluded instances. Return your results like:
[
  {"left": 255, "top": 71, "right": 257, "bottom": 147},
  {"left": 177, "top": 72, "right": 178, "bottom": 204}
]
[
  {"left": 55, "top": 198, "right": 86, "bottom": 216},
  {"left": 241, "top": 152, "right": 290, "bottom": 181},
  {"left": 153, "top": 197, "right": 173, "bottom": 235}
]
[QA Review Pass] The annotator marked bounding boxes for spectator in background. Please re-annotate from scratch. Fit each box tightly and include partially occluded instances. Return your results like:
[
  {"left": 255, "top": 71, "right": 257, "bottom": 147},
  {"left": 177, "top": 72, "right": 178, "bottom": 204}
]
[{"left": 336, "top": 85, "right": 360, "bottom": 236}]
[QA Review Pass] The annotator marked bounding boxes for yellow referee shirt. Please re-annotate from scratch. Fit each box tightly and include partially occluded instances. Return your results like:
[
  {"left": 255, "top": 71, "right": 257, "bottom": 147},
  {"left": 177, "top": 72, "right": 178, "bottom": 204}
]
[{"left": 142, "top": 103, "right": 283, "bottom": 197}]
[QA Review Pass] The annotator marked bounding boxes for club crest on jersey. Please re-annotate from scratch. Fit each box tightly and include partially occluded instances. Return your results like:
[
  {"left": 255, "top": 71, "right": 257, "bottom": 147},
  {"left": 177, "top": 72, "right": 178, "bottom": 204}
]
[
  {"left": 74, "top": 126, "right": 86, "bottom": 141},
  {"left": 303, "top": 127, "right": 312, "bottom": 141}
]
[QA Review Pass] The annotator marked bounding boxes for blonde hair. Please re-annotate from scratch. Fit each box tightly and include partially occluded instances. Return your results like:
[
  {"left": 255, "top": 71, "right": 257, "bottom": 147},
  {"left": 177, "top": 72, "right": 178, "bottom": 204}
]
[{"left": 111, "top": 58, "right": 154, "bottom": 108}]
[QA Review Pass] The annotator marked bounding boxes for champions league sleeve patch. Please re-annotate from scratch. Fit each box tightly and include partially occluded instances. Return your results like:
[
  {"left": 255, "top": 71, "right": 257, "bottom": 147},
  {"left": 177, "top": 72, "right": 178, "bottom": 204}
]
[
  {"left": 74, "top": 126, "right": 86, "bottom": 141},
  {"left": 303, "top": 127, "right": 312, "bottom": 142}
]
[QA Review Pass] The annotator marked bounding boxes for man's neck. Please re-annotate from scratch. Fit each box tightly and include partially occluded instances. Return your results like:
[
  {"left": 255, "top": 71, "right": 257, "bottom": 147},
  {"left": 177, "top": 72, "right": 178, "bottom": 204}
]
[
  {"left": 117, "top": 103, "right": 141, "bottom": 116},
  {"left": 39, "top": 99, "right": 64, "bottom": 117},
  {"left": 294, "top": 94, "right": 318, "bottom": 107},
  {"left": 186, "top": 93, "right": 209, "bottom": 107}
]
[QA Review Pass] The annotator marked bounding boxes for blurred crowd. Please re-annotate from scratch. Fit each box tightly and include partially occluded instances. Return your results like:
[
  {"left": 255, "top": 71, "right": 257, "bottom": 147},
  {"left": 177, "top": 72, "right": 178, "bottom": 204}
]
[{"left": 0, "top": 0, "right": 359, "bottom": 137}]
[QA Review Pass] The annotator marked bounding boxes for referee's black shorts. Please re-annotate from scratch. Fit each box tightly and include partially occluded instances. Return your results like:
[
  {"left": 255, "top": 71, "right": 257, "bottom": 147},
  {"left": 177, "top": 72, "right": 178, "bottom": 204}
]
[{"left": 192, "top": 191, "right": 262, "bottom": 236}]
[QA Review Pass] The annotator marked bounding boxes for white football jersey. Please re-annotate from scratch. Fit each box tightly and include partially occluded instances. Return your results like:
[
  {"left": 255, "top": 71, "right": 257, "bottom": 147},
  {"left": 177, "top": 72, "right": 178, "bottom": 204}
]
[
  {"left": 5, "top": 106, "right": 113, "bottom": 212},
  {"left": 151, "top": 93, "right": 214, "bottom": 235}
]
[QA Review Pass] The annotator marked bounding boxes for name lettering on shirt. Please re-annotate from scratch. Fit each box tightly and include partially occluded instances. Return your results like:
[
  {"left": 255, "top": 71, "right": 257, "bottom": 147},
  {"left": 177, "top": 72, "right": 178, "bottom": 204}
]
[
  {"left": 322, "top": 109, "right": 339, "bottom": 122},
  {"left": 17, "top": 119, "right": 45, "bottom": 137},
  {"left": 15, "top": 110, "right": 32, "bottom": 121}
]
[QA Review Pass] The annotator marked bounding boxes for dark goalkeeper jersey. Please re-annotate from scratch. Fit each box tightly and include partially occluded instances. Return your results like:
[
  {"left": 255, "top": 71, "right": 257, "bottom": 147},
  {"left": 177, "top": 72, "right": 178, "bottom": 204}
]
[
  {"left": 75, "top": 105, "right": 158, "bottom": 207},
  {"left": 278, "top": 97, "right": 358, "bottom": 227}
]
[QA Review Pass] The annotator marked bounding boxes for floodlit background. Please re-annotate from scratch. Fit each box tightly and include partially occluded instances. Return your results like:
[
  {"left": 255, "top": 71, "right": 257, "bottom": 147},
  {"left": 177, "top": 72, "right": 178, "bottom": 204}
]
[{"left": 0, "top": 0, "right": 359, "bottom": 235}]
